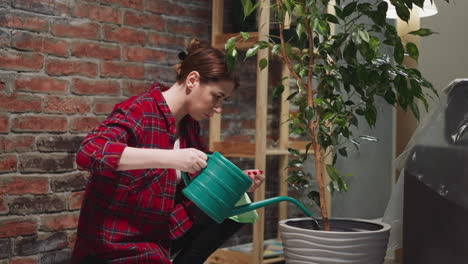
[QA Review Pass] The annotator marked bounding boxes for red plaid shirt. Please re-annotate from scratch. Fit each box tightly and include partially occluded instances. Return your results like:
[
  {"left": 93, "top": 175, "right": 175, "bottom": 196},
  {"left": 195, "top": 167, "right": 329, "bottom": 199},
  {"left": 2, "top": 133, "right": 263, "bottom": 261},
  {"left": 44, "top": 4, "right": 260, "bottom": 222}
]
[{"left": 71, "top": 83, "right": 208, "bottom": 263}]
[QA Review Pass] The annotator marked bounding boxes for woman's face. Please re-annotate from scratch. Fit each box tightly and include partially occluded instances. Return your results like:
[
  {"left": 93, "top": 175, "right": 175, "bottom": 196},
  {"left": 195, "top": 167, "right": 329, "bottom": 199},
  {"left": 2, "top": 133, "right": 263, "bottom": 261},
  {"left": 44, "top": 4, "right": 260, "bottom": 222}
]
[{"left": 186, "top": 74, "right": 234, "bottom": 121}]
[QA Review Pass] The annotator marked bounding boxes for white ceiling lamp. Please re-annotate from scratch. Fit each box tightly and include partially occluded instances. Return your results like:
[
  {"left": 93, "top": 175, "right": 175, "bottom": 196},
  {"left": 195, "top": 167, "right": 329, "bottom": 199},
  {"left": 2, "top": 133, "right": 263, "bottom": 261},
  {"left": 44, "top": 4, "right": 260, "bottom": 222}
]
[{"left": 384, "top": 0, "right": 438, "bottom": 19}]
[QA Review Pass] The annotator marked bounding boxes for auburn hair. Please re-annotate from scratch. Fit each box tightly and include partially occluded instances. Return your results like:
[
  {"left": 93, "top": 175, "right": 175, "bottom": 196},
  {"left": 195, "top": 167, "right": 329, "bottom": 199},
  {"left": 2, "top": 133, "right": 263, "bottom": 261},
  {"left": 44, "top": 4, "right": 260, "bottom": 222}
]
[{"left": 173, "top": 39, "right": 239, "bottom": 89}]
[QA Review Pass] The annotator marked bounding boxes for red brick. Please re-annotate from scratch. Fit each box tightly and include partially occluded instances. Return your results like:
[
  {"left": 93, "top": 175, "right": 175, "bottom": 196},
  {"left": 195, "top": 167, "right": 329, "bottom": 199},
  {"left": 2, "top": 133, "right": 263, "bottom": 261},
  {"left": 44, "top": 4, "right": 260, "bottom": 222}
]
[
  {"left": 0, "top": 28, "right": 9, "bottom": 48},
  {"left": 148, "top": 33, "right": 186, "bottom": 49},
  {"left": 101, "top": 61, "right": 145, "bottom": 79},
  {"left": 46, "top": 58, "right": 97, "bottom": 77},
  {"left": 10, "top": 257, "right": 38, "bottom": 264},
  {"left": 94, "top": 97, "right": 122, "bottom": 115},
  {"left": 0, "top": 81, "right": 4, "bottom": 92},
  {"left": 71, "top": 41, "right": 120, "bottom": 60},
  {"left": 15, "top": 76, "right": 68, "bottom": 94},
  {"left": 0, "top": 195, "right": 7, "bottom": 214},
  {"left": 124, "top": 11, "right": 164, "bottom": 31},
  {"left": 18, "top": 154, "right": 74, "bottom": 174},
  {"left": 11, "top": 31, "right": 43, "bottom": 51},
  {"left": 103, "top": 25, "right": 146, "bottom": 45},
  {"left": 0, "top": 154, "right": 17, "bottom": 173},
  {"left": 68, "top": 191, "right": 85, "bottom": 210},
  {"left": 0, "top": 93, "right": 42, "bottom": 112},
  {"left": 70, "top": 116, "right": 104, "bottom": 133},
  {"left": 51, "top": 20, "right": 99, "bottom": 40},
  {"left": 67, "top": 231, "right": 77, "bottom": 248},
  {"left": 40, "top": 212, "right": 79, "bottom": 231},
  {"left": 145, "top": 65, "right": 175, "bottom": 83},
  {"left": 13, "top": 0, "right": 71, "bottom": 16},
  {"left": 124, "top": 46, "right": 165, "bottom": 62},
  {"left": 0, "top": 10, "right": 49, "bottom": 32},
  {"left": 0, "top": 114, "right": 8, "bottom": 133},
  {"left": 0, "top": 177, "right": 48, "bottom": 195},
  {"left": 0, "top": 218, "right": 37, "bottom": 238},
  {"left": 0, "top": 50, "right": 43, "bottom": 71},
  {"left": 73, "top": 2, "right": 120, "bottom": 24},
  {"left": 72, "top": 78, "right": 120, "bottom": 95},
  {"left": 146, "top": 1, "right": 208, "bottom": 20},
  {"left": 11, "top": 32, "right": 68, "bottom": 57},
  {"left": 0, "top": 135, "right": 35, "bottom": 153},
  {"left": 146, "top": 0, "right": 165, "bottom": 13},
  {"left": 12, "top": 115, "right": 67, "bottom": 133},
  {"left": 222, "top": 105, "right": 241, "bottom": 114},
  {"left": 100, "top": 0, "right": 143, "bottom": 10},
  {"left": 167, "top": 21, "right": 209, "bottom": 37},
  {"left": 42, "top": 37, "right": 69, "bottom": 57},
  {"left": 123, "top": 81, "right": 151, "bottom": 96},
  {"left": 241, "top": 120, "right": 256, "bottom": 129},
  {"left": 44, "top": 96, "right": 90, "bottom": 114}
]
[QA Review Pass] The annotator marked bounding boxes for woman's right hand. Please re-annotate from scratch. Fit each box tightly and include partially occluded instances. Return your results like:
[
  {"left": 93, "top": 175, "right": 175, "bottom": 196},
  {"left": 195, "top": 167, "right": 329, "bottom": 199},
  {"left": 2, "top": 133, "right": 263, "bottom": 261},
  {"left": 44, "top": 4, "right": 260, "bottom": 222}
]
[{"left": 171, "top": 148, "right": 208, "bottom": 174}]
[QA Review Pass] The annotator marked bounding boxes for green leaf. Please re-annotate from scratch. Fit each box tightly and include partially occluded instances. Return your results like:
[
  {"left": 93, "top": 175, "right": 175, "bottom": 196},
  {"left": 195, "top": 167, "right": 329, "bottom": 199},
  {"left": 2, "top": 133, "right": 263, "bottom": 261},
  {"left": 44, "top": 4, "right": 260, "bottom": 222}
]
[
  {"left": 272, "top": 84, "right": 284, "bottom": 99},
  {"left": 408, "top": 28, "right": 437, "bottom": 36},
  {"left": 317, "top": 20, "right": 330, "bottom": 36},
  {"left": 395, "top": 2, "right": 410, "bottom": 22},
  {"left": 326, "top": 164, "right": 340, "bottom": 181},
  {"left": 288, "top": 148, "right": 301, "bottom": 157},
  {"left": 394, "top": 38, "right": 405, "bottom": 64},
  {"left": 307, "top": 191, "right": 321, "bottom": 207},
  {"left": 240, "top": 32, "right": 250, "bottom": 41},
  {"left": 272, "top": 44, "right": 281, "bottom": 55},
  {"left": 334, "top": 5, "right": 344, "bottom": 19},
  {"left": 245, "top": 45, "right": 260, "bottom": 59},
  {"left": 241, "top": 0, "right": 259, "bottom": 18},
  {"left": 364, "top": 105, "right": 377, "bottom": 127},
  {"left": 225, "top": 36, "right": 237, "bottom": 51},
  {"left": 323, "top": 13, "right": 339, "bottom": 24},
  {"left": 296, "top": 22, "right": 305, "bottom": 39},
  {"left": 359, "top": 135, "right": 378, "bottom": 142},
  {"left": 259, "top": 58, "right": 268, "bottom": 70},
  {"left": 358, "top": 30, "right": 370, "bottom": 43},
  {"left": 343, "top": 42, "right": 357, "bottom": 65},
  {"left": 342, "top": 1, "right": 357, "bottom": 18},
  {"left": 338, "top": 147, "right": 348, "bottom": 157},
  {"left": 287, "top": 91, "right": 298, "bottom": 100},
  {"left": 409, "top": 102, "right": 420, "bottom": 121},
  {"left": 406, "top": 42, "right": 419, "bottom": 61},
  {"left": 305, "top": 106, "right": 315, "bottom": 120}
]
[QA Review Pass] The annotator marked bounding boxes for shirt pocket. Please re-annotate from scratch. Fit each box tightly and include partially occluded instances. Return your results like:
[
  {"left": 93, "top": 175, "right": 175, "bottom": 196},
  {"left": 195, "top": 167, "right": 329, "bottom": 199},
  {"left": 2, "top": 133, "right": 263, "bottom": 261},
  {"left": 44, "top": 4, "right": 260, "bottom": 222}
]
[{"left": 127, "top": 169, "right": 174, "bottom": 222}]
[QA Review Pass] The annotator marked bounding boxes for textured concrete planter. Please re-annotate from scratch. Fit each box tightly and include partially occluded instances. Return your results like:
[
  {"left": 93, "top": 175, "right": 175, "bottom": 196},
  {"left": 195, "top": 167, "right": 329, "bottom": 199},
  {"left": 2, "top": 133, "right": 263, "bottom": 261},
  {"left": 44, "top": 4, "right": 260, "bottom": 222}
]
[{"left": 279, "top": 217, "right": 391, "bottom": 264}]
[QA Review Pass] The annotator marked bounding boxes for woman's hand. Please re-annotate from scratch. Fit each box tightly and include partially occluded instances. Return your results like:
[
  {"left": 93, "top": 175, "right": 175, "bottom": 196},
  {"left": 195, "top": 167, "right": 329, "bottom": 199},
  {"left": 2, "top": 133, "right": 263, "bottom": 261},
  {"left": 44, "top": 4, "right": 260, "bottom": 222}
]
[
  {"left": 171, "top": 148, "right": 207, "bottom": 174},
  {"left": 244, "top": 169, "right": 265, "bottom": 192}
]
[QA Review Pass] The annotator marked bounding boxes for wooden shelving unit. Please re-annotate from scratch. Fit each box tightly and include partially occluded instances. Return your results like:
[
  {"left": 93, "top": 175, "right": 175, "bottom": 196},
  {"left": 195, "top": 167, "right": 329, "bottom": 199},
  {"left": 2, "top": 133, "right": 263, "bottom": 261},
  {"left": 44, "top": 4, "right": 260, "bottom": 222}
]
[{"left": 206, "top": 1, "right": 310, "bottom": 263}]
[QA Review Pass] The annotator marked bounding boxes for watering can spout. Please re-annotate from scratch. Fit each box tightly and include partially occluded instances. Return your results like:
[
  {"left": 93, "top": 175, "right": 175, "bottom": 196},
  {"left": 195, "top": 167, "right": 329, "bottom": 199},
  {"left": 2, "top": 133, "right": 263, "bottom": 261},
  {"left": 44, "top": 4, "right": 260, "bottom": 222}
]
[{"left": 230, "top": 196, "right": 312, "bottom": 218}]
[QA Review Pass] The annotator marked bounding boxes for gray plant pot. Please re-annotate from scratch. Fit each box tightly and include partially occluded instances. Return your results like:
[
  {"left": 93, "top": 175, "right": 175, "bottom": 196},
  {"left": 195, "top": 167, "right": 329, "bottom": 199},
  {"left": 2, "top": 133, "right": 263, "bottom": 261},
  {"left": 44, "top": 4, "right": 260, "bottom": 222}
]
[{"left": 279, "top": 217, "right": 391, "bottom": 264}]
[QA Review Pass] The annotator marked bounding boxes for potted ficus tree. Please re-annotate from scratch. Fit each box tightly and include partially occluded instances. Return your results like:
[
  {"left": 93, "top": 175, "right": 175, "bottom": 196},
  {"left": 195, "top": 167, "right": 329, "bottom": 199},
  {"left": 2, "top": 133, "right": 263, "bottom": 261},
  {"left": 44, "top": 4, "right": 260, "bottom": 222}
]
[{"left": 225, "top": 0, "right": 449, "bottom": 263}]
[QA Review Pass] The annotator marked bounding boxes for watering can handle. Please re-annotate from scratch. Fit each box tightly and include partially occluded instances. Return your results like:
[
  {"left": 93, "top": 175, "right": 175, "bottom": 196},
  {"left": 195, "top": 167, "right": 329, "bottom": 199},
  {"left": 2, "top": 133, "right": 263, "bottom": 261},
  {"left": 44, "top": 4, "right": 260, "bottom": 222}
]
[
  {"left": 181, "top": 171, "right": 191, "bottom": 186},
  {"left": 180, "top": 153, "right": 212, "bottom": 186}
]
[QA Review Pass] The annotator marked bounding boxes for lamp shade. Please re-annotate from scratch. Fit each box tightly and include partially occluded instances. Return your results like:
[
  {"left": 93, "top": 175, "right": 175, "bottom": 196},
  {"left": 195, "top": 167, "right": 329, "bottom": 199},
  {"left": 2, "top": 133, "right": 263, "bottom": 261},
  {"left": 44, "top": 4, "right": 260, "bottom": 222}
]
[{"left": 384, "top": 0, "right": 438, "bottom": 19}]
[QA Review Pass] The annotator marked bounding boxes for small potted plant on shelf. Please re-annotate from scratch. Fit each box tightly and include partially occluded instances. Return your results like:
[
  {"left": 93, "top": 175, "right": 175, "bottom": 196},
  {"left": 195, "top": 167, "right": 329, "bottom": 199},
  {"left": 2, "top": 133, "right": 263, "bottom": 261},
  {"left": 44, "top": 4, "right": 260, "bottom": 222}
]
[{"left": 225, "top": 0, "right": 449, "bottom": 263}]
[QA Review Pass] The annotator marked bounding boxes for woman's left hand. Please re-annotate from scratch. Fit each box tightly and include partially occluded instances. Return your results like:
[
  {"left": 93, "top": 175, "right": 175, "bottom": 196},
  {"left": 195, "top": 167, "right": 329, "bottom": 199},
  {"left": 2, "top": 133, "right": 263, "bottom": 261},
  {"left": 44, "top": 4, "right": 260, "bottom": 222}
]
[{"left": 244, "top": 169, "right": 265, "bottom": 192}]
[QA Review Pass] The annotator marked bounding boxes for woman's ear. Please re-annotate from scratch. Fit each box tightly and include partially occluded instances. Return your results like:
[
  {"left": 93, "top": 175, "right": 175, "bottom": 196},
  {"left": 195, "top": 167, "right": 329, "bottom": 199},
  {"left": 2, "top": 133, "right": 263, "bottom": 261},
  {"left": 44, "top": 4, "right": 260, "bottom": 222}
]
[{"left": 185, "top": 71, "right": 200, "bottom": 90}]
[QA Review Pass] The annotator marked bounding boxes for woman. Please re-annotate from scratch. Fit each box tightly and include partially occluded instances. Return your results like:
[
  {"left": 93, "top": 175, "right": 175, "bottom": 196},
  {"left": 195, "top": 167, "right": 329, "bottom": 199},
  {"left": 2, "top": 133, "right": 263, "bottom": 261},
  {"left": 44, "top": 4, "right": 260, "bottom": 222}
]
[{"left": 71, "top": 39, "right": 265, "bottom": 263}]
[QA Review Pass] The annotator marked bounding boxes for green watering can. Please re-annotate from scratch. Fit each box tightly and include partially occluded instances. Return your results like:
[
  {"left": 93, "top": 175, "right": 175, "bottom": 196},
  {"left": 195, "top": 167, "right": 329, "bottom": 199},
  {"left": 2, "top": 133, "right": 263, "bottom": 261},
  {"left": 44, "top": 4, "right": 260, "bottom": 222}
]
[{"left": 182, "top": 152, "right": 312, "bottom": 224}]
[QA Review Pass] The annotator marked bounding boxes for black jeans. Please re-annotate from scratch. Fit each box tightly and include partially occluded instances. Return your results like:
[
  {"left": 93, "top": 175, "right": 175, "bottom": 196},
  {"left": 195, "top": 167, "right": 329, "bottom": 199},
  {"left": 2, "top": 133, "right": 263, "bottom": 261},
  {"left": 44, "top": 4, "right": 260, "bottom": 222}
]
[
  {"left": 78, "top": 208, "right": 244, "bottom": 264},
  {"left": 171, "top": 207, "right": 245, "bottom": 264}
]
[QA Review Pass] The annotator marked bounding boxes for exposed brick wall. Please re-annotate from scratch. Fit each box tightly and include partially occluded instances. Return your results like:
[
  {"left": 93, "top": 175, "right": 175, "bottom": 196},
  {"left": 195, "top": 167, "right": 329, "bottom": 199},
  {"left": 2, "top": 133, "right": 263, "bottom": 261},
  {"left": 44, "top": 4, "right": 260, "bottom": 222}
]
[{"left": 0, "top": 0, "right": 211, "bottom": 262}]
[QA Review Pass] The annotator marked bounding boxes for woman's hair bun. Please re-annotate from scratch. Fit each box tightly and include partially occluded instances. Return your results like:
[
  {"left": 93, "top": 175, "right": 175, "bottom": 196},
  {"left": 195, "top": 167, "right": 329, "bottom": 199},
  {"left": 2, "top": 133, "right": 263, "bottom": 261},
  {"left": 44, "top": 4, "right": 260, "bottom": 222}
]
[{"left": 186, "top": 38, "right": 204, "bottom": 53}]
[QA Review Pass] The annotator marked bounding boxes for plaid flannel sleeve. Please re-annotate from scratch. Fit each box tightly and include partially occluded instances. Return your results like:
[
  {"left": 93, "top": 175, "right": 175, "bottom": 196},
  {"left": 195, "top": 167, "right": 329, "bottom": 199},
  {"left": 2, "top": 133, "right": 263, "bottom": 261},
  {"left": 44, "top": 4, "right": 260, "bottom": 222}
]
[{"left": 76, "top": 104, "right": 144, "bottom": 177}]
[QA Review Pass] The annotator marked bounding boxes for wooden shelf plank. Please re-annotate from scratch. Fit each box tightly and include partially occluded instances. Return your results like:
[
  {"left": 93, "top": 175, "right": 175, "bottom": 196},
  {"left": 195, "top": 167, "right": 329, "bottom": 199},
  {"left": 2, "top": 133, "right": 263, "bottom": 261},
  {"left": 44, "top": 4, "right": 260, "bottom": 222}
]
[
  {"left": 212, "top": 32, "right": 259, "bottom": 50},
  {"left": 211, "top": 141, "right": 314, "bottom": 158}
]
